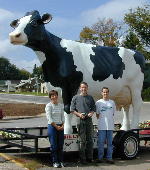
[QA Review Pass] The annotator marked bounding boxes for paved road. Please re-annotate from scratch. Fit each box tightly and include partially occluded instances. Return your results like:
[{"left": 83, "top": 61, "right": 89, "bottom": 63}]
[{"left": 0, "top": 93, "right": 49, "bottom": 104}]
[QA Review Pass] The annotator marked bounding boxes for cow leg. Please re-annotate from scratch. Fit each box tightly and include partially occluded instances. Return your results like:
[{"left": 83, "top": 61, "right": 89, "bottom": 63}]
[
  {"left": 62, "top": 72, "right": 83, "bottom": 114},
  {"left": 62, "top": 85, "right": 79, "bottom": 114},
  {"left": 129, "top": 76, "right": 143, "bottom": 129},
  {"left": 62, "top": 88, "right": 71, "bottom": 114},
  {"left": 130, "top": 90, "right": 142, "bottom": 129},
  {"left": 120, "top": 105, "right": 130, "bottom": 130}
]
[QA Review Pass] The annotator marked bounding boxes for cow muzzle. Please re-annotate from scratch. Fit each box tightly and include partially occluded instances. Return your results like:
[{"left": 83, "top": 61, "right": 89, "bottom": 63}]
[{"left": 9, "top": 32, "right": 28, "bottom": 45}]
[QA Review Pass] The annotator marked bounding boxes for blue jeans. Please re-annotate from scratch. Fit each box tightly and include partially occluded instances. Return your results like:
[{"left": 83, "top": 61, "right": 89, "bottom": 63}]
[
  {"left": 48, "top": 124, "right": 64, "bottom": 163},
  {"left": 98, "top": 130, "right": 113, "bottom": 160}
]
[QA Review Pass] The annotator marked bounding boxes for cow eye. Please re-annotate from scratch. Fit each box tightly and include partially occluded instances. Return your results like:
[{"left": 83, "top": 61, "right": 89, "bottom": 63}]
[
  {"left": 30, "top": 20, "right": 38, "bottom": 27},
  {"left": 10, "top": 19, "right": 19, "bottom": 28}
]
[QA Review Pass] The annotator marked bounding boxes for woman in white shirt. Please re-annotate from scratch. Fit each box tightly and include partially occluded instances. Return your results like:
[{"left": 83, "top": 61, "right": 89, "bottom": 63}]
[
  {"left": 96, "top": 87, "right": 116, "bottom": 164},
  {"left": 45, "top": 90, "right": 65, "bottom": 168}
]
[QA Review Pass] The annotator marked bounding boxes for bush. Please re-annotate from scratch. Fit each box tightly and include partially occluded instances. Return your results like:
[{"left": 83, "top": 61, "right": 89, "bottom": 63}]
[{"left": 142, "top": 87, "right": 150, "bottom": 101}]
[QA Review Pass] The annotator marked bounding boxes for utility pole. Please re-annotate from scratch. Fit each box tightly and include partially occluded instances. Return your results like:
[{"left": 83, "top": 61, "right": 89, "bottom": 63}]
[{"left": 34, "top": 75, "right": 38, "bottom": 95}]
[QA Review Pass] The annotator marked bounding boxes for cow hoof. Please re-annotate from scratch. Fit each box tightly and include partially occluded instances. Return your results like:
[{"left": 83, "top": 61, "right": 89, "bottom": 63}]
[
  {"left": 120, "top": 124, "right": 130, "bottom": 131},
  {"left": 64, "top": 104, "right": 70, "bottom": 114}
]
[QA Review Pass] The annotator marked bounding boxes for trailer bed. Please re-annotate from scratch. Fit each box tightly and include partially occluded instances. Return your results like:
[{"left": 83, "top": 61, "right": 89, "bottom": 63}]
[{"left": 0, "top": 126, "right": 150, "bottom": 155}]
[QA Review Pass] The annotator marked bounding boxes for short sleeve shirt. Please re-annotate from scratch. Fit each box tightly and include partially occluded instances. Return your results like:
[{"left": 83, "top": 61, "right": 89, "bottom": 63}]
[
  {"left": 96, "top": 99, "right": 116, "bottom": 130},
  {"left": 70, "top": 94, "right": 96, "bottom": 115}
]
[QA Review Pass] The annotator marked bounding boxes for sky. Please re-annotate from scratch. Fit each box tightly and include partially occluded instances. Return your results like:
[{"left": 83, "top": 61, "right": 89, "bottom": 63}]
[{"left": 0, "top": 0, "right": 148, "bottom": 72}]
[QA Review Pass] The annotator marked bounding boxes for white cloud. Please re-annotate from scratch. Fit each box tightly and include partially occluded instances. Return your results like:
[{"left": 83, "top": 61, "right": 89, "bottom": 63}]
[
  {"left": 0, "top": 38, "right": 40, "bottom": 72},
  {"left": 46, "top": 16, "right": 82, "bottom": 39},
  {"left": 12, "top": 58, "right": 41, "bottom": 73},
  {"left": 0, "top": 39, "right": 14, "bottom": 54},
  {"left": 81, "top": 0, "right": 148, "bottom": 25},
  {"left": 0, "top": 9, "right": 14, "bottom": 22}
]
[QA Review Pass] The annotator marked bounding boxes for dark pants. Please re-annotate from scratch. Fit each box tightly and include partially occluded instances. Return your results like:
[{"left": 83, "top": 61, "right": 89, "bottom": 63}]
[
  {"left": 78, "top": 118, "right": 93, "bottom": 161},
  {"left": 48, "top": 124, "right": 64, "bottom": 163}
]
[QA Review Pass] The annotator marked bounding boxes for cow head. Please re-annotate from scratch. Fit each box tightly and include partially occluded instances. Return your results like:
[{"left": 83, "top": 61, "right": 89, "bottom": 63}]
[{"left": 9, "top": 10, "right": 52, "bottom": 46}]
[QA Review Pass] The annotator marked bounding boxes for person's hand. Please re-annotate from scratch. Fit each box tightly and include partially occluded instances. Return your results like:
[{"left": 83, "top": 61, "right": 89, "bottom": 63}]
[
  {"left": 79, "top": 113, "right": 85, "bottom": 119},
  {"left": 55, "top": 125, "right": 61, "bottom": 131},
  {"left": 59, "top": 125, "right": 64, "bottom": 131},
  {"left": 88, "top": 112, "right": 94, "bottom": 117}
]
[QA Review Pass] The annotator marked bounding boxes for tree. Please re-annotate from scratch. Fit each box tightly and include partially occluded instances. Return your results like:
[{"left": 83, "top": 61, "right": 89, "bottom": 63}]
[
  {"left": 80, "top": 27, "right": 97, "bottom": 44},
  {"left": 32, "top": 64, "right": 44, "bottom": 81},
  {"left": 92, "top": 18, "right": 121, "bottom": 46},
  {"left": 0, "top": 57, "right": 21, "bottom": 80},
  {"left": 80, "top": 18, "right": 121, "bottom": 46},
  {"left": 0, "top": 57, "right": 11, "bottom": 80},
  {"left": 143, "top": 63, "right": 150, "bottom": 89},
  {"left": 0, "top": 57, "right": 31, "bottom": 80},
  {"left": 20, "top": 69, "right": 31, "bottom": 80},
  {"left": 124, "top": 5, "right": 150, "bottom": 46},
  {"left": 123, "top": 32, "right": 142, "bottom": 50},
  {"left": 32, "top": 64, "right": 38, "bottom": 76},
  {"left": 123, "top": 31, "right": 150, "bottom": 58}
]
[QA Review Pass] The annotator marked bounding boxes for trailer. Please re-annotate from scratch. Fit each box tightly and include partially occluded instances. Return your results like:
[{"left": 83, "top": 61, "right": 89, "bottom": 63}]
[{"left": 0, "top": 125, "right": 150, "bottom": 160}]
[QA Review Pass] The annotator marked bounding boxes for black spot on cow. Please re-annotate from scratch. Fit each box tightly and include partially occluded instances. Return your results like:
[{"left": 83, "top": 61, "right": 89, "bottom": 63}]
[
  {"left": 90, "top": 46, "right": 125, "bottom": 81},
  {"left": 133, "top": 51, "right": 145, "bottom": 73}
]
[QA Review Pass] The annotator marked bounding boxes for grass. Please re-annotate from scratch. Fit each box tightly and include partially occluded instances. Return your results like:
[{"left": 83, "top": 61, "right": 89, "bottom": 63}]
[
  {"left": 143, "top": 97, "right": 150, "bottom": 102},
  {"left": 23, "top": 160, "right": 43, "bottom": 170},
  {"left": 12, "top": 155, "right": 44, "bottom": 170},
  {"left": 11, "top": 153, "right": 52, "bottom": 170}
]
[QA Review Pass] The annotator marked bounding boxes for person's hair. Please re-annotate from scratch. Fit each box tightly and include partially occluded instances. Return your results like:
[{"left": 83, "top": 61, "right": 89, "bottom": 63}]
[
  {"left": 48, "top": 90, "right": 58, "bottom": 98},
  {"left": 101, "top": 87, "right": 109, "bottom": 92},
  {"left": 80, "top": 82, "right": 88, "bottom": 87}
]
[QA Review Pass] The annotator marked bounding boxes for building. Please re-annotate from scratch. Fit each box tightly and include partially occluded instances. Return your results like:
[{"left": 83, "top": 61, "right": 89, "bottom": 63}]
[
  {"left": 15, "top": 78, "right": 40, "bottom": 92},
  {"left": 0, "top": 80, "right": 20, "bottom": 92}
]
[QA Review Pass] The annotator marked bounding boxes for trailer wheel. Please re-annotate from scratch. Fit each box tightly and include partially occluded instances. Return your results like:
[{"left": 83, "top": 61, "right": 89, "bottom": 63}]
[{"left": 119, "top": 133, "right": 139, "bottom": 159}]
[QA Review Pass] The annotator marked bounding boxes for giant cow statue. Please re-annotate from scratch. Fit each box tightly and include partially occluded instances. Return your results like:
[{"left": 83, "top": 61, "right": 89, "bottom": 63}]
[{"left": 9, "top": 10, "right": 145, "bottom": 130}]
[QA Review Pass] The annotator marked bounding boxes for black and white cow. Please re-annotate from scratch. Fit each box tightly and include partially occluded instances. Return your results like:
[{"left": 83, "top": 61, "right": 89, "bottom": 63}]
[{"left": 9, "top": 10, "right": 145, "bottom": 130}]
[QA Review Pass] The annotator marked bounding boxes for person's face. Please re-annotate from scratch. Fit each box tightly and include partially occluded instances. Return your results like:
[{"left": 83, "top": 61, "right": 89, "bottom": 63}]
[
  {"left": 50, "top": 94, "right": 58, "bottom": 104},
  {"left": 101, "top": 88, "right": 109, "bottom": 99},
  {"left": 80, "top": 84, "right": 88, "bottom": 95}
]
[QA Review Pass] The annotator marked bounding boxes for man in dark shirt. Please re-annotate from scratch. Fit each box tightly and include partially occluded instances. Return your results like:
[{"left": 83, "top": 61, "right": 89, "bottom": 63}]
[{"left": 70, "top": 82, "right": 96, "bottom": 164}]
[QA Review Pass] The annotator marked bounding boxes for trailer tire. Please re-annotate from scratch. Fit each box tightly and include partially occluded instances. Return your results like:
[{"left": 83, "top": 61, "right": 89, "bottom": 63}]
[{"left": 118, "top": 132, "right": 139, "bottom": 159}]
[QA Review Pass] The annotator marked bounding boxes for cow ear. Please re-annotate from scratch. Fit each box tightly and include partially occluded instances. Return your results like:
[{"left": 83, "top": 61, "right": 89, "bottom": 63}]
[
  {"left": 41, "top": 13, "right": 52, "bottom": 24},
  {"left": 10, "top": 19, "right": 19, "bottom": 28}
]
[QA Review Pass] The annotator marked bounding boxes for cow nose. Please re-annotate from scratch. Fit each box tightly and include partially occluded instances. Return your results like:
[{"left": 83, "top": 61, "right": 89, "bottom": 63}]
[{"left": 15, "top": 33, "right": 21, "bottom": 38}]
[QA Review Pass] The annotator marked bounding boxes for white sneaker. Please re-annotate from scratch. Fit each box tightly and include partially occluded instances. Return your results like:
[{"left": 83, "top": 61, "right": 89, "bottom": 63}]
[
  {"left": 53, "top": 162, "right": 60, "bottom": 168},
  {"left": 60, "top": 162, "right": 65, "bottom": 167}
]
